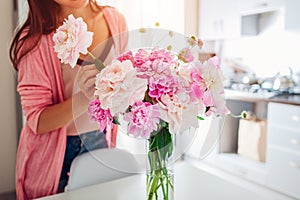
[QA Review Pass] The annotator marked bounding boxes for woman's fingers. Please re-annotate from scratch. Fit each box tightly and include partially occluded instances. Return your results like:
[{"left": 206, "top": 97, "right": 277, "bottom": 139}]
[
  {"left": 77, "top": 64, "right": 99, "bottom": 99},
  {"left": 78, "top": 65, "right": 98, "bottom": 83}
]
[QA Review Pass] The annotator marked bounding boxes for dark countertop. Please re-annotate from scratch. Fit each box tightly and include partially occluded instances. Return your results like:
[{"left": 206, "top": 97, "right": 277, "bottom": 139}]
[
  {"left": 269, "top": 94, "right": 300, "bottom": 106},
  {"left": 225, "top": 89, "right": 300, "bottom": 106}
]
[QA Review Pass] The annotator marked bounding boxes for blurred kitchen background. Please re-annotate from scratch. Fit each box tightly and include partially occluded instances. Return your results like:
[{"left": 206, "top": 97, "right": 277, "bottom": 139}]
[{"left": 1, "top": 0, "right": 300, "bottom": 199}]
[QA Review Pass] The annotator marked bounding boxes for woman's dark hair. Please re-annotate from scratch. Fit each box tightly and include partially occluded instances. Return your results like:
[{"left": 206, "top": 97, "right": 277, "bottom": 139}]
[{"left": 9, "top": 0, "right": 100, "bottom": 70}]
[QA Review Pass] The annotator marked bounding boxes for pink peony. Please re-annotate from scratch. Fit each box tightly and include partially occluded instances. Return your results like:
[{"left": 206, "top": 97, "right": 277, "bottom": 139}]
[
  {"left": 151, "top": 59, "right": 172, "bottom": 76},
  {"left": 188, "top": 58, "right": 229, "bottom": 115},
  {"left": 190, "top": 66, "right": 207, "bottom": 99},
  {"left": 53, "top": 14, "right": 93, "bottom": 68},
  {"left": 124, "top": 102, "right": 160, "bottom": 139},
  {"left": 117, "top": 51, "right": 134, "bottom": 63},
  {"left": 133, "top": 49, "right": 150, "bottom": 67},
  {"left": 88, "top": 99, "right": 113, "bottom": 132},
  {"left": 148, "top": 75, "right": 178, "bottom": 99},
  {"left": 201, "top": 58, "right": 229, "bottom": 115},
  {"left": 135, "top": 61, "right": 153, "bottom": 79},
  {"left": 149, "top": 48, "right": 176, "bottom": 64},
  {"left": 94, "top": 60, "right": 148, "bottom": 115},
  {"left": 133, "top": 48, "right": 177, "bottom": 79},
  {"left": 158, "top": 91, "right": 200, "bottom": 134},
  {"left": 136, "top": 59, "right": 172, "bottom": 80}
]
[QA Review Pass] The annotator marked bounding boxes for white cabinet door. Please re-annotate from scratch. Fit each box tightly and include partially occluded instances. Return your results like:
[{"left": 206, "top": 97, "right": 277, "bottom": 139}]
[
  {"left": 198, "top": 0, "right": 286, "bottom": 40},
  {"left": 266, "top": 147, "right": 300, "bottom": 199},
  {"left": 268, "top": 125, "right": 300, "bottom": 152},
  {"left": 266, "top": 102, "right": 300, "bottom": 199},
  {"left": 285, "top": 0, "right": 300, "bottom": 31},
  {"left": 238, "top": 0, "right": 284, "bottom": 14},
  {"left": 268, "top": 103, "right": 300, "bottom": 130},
  {"left": 238, "top": 0, "right": 265, "bottom": 13},
  {"left": 238, "top": 0, "right": 285, "bottom": 35},
  {"left": 198, "top": 0, "right": 240, "bottom": 40}
]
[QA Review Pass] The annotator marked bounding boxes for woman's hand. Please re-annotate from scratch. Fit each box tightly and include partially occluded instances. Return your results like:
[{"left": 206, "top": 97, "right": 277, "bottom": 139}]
[{"left": 77, "top": 64, "right": 99, "bottom": 99}]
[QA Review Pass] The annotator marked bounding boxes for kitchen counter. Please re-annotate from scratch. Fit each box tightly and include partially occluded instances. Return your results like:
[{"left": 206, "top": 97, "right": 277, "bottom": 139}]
[
  {"left": 225, "top": 89, "right": 300, "bottom": 106},
  {"left": 269, "top": 94, "right": 300, "bottom": 106}
]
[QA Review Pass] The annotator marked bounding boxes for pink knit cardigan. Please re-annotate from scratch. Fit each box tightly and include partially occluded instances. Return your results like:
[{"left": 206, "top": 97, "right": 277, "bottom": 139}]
[{"left": 16, "top": 7, "right": 127, "bottom": 200}]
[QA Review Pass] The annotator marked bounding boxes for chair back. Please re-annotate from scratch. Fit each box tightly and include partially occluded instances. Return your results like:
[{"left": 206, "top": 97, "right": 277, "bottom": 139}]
[{"left": 67, "top": 148, "right": 140, "bottom": 191}]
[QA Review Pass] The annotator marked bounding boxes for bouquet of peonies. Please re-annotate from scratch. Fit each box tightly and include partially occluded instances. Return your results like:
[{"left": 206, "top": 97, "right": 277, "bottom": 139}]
[
  {"left": 53, "top": 14, "right": 229, "bottom": 200},
  {"left": 88, "top": 37, "right": 229, "bottom": 200},
  {"left": 89, "top": 44, "right": 229, "bottom": 137}
]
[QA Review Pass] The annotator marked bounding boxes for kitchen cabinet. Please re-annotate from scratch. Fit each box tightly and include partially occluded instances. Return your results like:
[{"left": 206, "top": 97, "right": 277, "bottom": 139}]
[
  {"left": 198, "top": 0, "right": 286, "bottom": 40},
  {"left": 285, "top": 0, "right": 300, "bottom": 31},
  {"left": 266, "top": 102, "right": 300, "bottom": 199},
  {"left": 184, "top": 91, "right": 300, "bottom": 199},
  {"left": 238, "top": 0, "right": 284, "bottom": 15},
  {"left": 198, "top": 0, "right": 240, "bottom": 40},
  {"left": 238, "top": 0, "right": 285, "bottom": 36}
]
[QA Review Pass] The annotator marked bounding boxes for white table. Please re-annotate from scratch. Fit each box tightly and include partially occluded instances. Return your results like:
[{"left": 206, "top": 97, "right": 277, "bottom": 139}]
[{"left": 38, "top": 161, "right": 290, "bottom": 200}]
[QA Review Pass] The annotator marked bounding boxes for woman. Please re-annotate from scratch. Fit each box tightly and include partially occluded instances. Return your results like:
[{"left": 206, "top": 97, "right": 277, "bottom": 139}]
[{"left": 9, "top": 0, "right": 127, "bottom": 199}]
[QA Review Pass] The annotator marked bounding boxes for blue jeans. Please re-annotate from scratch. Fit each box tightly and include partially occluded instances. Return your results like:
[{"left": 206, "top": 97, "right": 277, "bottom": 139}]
[{"left": 57, "top": 130, "right": 108, "bottom": 192}]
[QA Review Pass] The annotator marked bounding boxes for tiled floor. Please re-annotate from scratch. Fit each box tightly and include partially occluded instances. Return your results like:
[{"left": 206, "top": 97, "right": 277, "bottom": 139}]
[{"left": 0, "top": 191, "right": 16, "bottom": 200}]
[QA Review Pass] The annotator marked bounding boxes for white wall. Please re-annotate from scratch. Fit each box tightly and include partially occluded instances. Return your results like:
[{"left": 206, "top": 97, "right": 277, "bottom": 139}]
[
  {"left": 222, "top": 30, "right": 300, "bottom": 77},
  {"left": 0, "top": 1, "right": 18, "bottom": 194}
]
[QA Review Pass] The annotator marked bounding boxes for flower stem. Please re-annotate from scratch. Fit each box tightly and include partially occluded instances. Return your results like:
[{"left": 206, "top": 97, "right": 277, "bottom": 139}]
[
  {"left": 87, "top": 51, "right": 105, "bottom": 71},
  {"left": 147, "top": 172, "right": 159, "bottom": 200},
  {"left": 87, "top": 51, "right": 96, "bottom": 59},
  {"left": 147, "top": 127, "right": 174, "bottom": 200}
]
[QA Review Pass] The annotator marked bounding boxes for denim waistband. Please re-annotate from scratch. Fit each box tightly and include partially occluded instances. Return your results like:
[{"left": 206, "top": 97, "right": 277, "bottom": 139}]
[{"left": 66, "top": 130, "right": 108, "bottom": 155}]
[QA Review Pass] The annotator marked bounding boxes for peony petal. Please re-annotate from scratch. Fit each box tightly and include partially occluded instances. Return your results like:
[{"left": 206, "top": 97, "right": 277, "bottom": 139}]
[{"left": 203, "top": 91, "right": 213, "bottom": 106}]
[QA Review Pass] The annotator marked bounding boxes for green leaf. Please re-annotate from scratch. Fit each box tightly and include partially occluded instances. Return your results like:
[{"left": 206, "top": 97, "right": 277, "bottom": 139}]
[
  {"left": 144, "top": 90, "right": 152, "bottom": 103},
  {"left": 112, "top": 116, "right": 120, "bottom": 125},
  {"left": 148, "top": 126, "right": 173, "bottom": 162},
  {"left": 197, "top": 116, "right": 205, "bottom": 120}
]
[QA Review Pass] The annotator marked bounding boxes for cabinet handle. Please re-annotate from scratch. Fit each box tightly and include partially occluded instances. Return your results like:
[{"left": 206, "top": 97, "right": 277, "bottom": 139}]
[
  {"left": 291, "top": 139, "right": 300, "bottom": 145},
  {"left": 289, "top": 161, "right": 300, "bottom": 169},
  {"left": 292, "top": 115, "right": 300, "bottom": 122}
]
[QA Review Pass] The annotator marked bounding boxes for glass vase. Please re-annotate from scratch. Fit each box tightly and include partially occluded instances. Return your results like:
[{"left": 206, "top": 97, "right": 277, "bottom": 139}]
[{"left": 146, "top": 126, "right": 174, "bottom": 200}]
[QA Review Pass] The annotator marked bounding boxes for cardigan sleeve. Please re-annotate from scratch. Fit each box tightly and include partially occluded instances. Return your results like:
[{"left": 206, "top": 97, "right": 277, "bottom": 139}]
[{"left": 17, "top": 47, "right": 54, "bottom": 133}]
